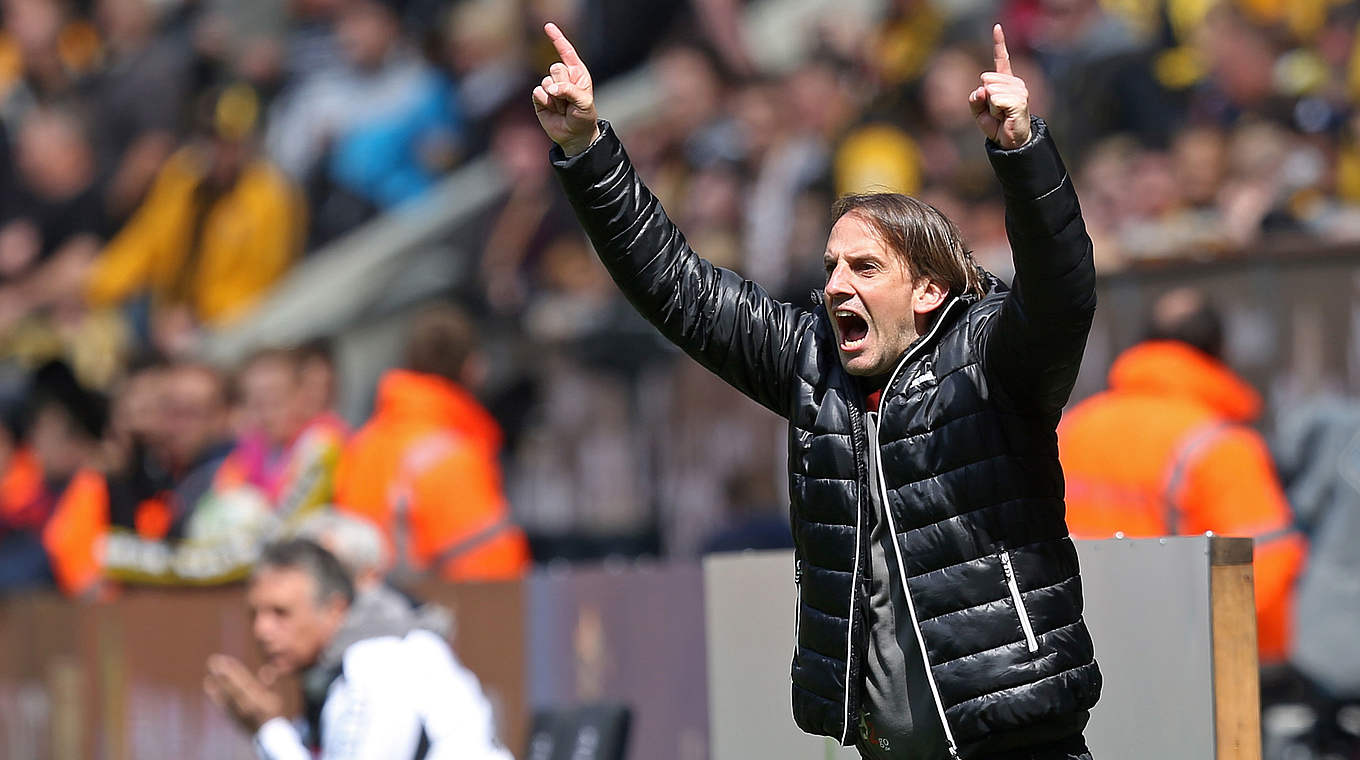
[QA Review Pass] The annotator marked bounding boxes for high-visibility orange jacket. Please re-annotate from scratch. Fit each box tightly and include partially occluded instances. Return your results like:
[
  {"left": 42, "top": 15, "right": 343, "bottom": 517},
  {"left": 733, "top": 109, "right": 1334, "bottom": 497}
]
[
  {"left": 335, "top": 370, "right": 529, "bottom": 581},
  {"left": 1058, "top": 340, "right": 1306, "bottom": 663},
  {"left": 41, "top": 468, "right": 110, "bottom": 596},
  {"left": 0, "top": 448, "right": 45, "bottom": 529}
]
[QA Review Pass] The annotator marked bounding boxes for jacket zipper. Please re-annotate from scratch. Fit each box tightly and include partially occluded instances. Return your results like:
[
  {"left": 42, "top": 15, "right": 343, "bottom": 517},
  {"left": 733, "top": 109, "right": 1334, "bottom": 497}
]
[
  {"left": 842, "top": 399, "right": 868, "bottom": 746},
  {"left": 870, "top": 416, "right": 960, "bottom": 759},
  {"left": 793, "top": 560, "right": 803, "bottom": 662},
  {"left": 863, "top": 299, "right": 965, "bottom": 759},
  {"left": 1000, "top": 551, "right": 1040, "bottom": 653}
]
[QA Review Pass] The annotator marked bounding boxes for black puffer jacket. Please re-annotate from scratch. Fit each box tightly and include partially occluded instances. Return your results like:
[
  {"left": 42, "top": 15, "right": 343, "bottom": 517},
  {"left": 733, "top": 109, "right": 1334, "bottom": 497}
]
[{"left": 552, "top": 118, "right": 1101, "bottom": 759}]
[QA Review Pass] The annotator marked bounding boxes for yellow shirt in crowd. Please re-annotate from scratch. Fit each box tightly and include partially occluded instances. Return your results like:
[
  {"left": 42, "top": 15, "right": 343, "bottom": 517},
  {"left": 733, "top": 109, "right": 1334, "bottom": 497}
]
[{"left": 85, "top": 147, "right": 305, "bottom": 326}]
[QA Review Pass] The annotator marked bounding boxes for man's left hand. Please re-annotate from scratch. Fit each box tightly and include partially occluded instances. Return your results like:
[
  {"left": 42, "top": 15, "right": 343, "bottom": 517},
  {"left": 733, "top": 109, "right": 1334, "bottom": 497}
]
[
  {"left": 204, "top": 654, "right": 284, "bottom": 733},
  {"left": 969, "top": 24, "right": 1031, "bottom": 149}
]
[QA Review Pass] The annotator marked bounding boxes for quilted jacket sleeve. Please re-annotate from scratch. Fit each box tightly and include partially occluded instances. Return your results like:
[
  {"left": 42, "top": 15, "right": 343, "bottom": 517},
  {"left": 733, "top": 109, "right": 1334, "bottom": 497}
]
[
  {"left": 981, "top": 117, "right": 1097, "bottom": 416},
  {"left": 551, "top": 121, "right": 808, "bottom": 418}
]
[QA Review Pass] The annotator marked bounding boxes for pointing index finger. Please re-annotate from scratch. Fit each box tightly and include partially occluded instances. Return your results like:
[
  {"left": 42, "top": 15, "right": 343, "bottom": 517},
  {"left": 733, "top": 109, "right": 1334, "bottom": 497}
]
[
  {"left": 544, "top": 22, "right": 584, "bottom": 68},
  {"left": 992, "top": 24, "right": 1012, "bottom": 76}
]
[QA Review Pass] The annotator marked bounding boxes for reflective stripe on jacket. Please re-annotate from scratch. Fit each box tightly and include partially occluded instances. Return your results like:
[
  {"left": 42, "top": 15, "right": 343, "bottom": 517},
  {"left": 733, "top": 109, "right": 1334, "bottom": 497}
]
[{"left": 335, "top": 370, "right": 528, "bottom": 581}]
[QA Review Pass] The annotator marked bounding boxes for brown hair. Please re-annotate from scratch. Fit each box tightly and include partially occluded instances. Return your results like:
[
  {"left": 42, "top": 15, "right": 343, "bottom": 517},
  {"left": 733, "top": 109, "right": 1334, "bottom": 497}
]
[
  {"left": 403, "top": 304, "right": 477, "bottom": 383},
  {"left": 830, "top": 193, "right": 983, "bottom": 299}
]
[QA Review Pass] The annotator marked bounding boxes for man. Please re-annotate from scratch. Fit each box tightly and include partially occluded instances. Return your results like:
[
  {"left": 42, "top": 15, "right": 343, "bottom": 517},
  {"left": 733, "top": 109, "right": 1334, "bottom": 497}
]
[
  {"left": 124, "top": 362, "right": 236, "bottom": 538},
  {"left": 266, "top": 0, "right": 462, "bottom": 243},
  {"left": 334, "top": 305, "right": 529, "bottom": 582},
  {"left": 33, "top": 360, "right": 111, "bottom": 596},
  {"left": 0, "top": 396, "right": 46, "bottom": 590},
  {"left": 535, "top": 22, "right": 1100, "bottom": 760},
  {"left": 0, "top": 105, "right": 109, "bottom": 325},
  {"left": 217, "top": 347, "right": 345, "bottom": 522},
  {"left": 204, "top": 538, "right": 511, "bottom": 759},
  {"left": 83, "top": 84, "right": 304, "bottom": 351},
  {"left": 297, "top": 509, "right": 454, "bottom": 652},
  {"left": 1058, "top": 288, "right": 1306, "bottom": 665},
  {"left": 45, "top": 361, "right": 245, "bottom": 590}
]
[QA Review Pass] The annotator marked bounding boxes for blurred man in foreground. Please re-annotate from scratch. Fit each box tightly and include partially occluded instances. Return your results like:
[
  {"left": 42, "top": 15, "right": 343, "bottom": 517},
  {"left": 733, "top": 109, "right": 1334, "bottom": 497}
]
[
  {"left": 537, "top": 21, "right": 1099, "bottom": 760},
  {"left": 297, "top": 509, "right": 453, "bottom": 650},
  {"left": 1058, "top": 288, "right": 1306, "bottom": 666},
  {"left": 204, "top": 538, "right": 511, "bottom": 760}
]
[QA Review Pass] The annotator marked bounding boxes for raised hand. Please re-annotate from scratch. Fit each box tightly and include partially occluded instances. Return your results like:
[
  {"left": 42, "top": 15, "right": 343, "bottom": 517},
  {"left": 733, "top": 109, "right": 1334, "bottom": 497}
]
[
  {"left": 968, "top": 24, "right": 1031, "bottom": 149},
  {"left": 532, "top": 23, "right": 601, "bottom": 156}
]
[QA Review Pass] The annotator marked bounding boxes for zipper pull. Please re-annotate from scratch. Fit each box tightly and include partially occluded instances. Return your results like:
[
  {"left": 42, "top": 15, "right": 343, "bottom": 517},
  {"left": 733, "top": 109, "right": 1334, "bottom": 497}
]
[{"left": 999, "top": 551, "right": 1015, "bottom": 582}]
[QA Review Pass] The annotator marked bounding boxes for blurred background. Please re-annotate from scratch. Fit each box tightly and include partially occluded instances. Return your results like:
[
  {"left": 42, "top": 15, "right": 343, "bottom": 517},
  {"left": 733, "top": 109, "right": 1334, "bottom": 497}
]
[{"left": 2, "top": 0, "right": 1360, "bottom": 757}]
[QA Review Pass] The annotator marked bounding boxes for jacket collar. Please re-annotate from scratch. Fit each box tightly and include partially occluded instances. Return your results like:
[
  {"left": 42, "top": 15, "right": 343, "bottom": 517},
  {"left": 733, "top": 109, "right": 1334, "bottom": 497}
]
[
  {"left": 374, "top": 370, "right": 502, "bottom": 451},
  {"left": 882, "top": 296, "right": 965, "bottom": 393},
  {"left": 1108, "top": 340, "right": 1261, "bottom": 422}
]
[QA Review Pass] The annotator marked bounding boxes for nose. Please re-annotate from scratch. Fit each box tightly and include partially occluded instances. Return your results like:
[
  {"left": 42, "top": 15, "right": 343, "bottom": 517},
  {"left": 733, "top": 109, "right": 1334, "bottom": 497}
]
[
  {"left": 252, "top": 613, "right": 273, "bottom": 647},
  {"left": 825, "top": 261, "right": 853, "bottom": 300}
]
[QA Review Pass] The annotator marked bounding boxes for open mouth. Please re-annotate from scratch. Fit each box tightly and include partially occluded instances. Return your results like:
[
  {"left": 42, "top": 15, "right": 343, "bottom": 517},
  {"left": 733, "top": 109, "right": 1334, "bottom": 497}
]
[{"left": 835, "top": 310, "right": 869, "bottom": 351}]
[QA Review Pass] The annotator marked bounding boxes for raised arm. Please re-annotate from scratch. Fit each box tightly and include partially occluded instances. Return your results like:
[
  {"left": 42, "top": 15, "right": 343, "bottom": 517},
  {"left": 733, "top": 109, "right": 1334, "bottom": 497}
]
[
  {"left": 971, "top": 25, "right": 1096, "bottom": 416},
  {"left": 533, "top": 23, "right": 808, "bottom": 416}
]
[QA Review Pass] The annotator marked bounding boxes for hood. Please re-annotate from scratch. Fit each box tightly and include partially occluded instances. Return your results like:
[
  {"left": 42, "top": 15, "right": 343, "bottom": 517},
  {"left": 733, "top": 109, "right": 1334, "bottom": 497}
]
[
  {"left": 1108, "top": 340, "right": 1261, "bottom": 422},
  {"left": 374, "top": 370, "right": 502, "bottom": 452},
  {"left": 304, "top": 584, "right": 455, "bottom": 714}
]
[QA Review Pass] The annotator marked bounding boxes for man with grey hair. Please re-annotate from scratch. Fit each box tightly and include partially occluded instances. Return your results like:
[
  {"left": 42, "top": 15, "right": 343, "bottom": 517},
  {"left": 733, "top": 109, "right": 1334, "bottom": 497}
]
[
  {"left": 297, "top": 509, "right": 454, "bottom": 654},
  {"left": 204, "top": 538, "right": 509, "bottom": 760}
]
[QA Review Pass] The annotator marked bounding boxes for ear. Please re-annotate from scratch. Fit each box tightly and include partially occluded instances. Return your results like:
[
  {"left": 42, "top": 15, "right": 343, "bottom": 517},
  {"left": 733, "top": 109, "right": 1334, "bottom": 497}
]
[
  {"left": 912, "top": 278, "right": 948, "bottom": 315},
  {"left": 323, "top": 594, "right": 349, "bottom": 629}
]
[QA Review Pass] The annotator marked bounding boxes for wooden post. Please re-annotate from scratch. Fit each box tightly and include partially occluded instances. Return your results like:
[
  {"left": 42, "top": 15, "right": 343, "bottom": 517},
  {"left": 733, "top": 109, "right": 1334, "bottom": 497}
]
[{"left": 1210, "top": 537, "right": 1261, "bottom": 760}]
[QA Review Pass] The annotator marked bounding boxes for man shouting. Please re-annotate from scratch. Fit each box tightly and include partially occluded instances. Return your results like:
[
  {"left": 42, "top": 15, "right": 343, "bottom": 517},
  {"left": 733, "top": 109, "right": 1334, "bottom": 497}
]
[{"left": 535, "top": 22, "right": 1101, "bottom": 760}]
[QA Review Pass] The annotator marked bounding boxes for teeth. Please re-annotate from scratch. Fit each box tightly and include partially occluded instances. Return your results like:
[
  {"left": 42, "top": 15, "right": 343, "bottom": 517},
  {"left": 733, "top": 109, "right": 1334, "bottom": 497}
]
[{"left": 835, "top": 309, "right": 857, "bottom": 318}]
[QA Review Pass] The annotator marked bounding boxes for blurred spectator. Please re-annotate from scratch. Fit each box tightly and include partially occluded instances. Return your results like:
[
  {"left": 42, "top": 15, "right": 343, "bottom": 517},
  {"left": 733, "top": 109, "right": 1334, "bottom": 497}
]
[
  {"left": 437, "top": 0, "right": 527, "bottom": 153},
  {"left": 280, "top": 0, "right": 345, "bottom": 87},
  {"left": 1029, "top": 0, "right": 1176, "bottom": 159},
  {"left": 335, "top": 304, "right": 529, "bottom": 582},
  {"left": 0, "top": 106, "right": 109, "bottom": 332},
  {"left": 297, "top": 509, "right": 453, "bottom": 653},
  {"left": 31, "top": 360, "right": 109, "bottom": 596},
  {"left": 0, "top": 0, "right": 102, "bottom": 123},
  {"left": 0, "top": 393, "right": 46, "bottom": 590},
  {"left": 143, "top": 362, "right": 235, "bottom": 533},
  {"left": 82, "top": 84, "right": 304, "bottom": 355},
  {"left": 217, "top": 347, "right": 345, "bottom": 521},
  {"left": 1272, "top": 397, "right": 1360, "bottom": 757},
  {"left": 743, "top": 59, "right": 853, "bottom": 298},
  {"left": 477, "top": 103, "right": 580, "bottom": 316},
  {"left": 295, "top": 337, "right": 342, "bottom": 423},
  {"left": 1057, "top": 288, "right": 1307, "bottom": 665},
  {"left": 560, "top": 0, "right": 752, "bottom": 84},
  {"left": 266, "top": 0, "right": 463, "bottom": 245},
  {"left": 42, "top": 360, "right": 242, "bottom": 592},
  {"left": 86, "top": 0, "right": 192, "bottom": 220},
  {"left": 204, "top": 538, "right": 511, "bottom": 759}
]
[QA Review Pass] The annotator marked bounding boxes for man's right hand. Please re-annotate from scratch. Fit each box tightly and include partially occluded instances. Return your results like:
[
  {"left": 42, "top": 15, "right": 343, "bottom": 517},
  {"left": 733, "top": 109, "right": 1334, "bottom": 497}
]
[{"left": 532, "top": 23, "right": 600, "bottom": 157}]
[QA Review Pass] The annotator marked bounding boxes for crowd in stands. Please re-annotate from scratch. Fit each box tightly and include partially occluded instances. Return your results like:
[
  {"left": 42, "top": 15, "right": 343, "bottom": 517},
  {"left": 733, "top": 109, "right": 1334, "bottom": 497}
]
[
  {"left": 0, "top": 0, "right": 1358, "bottom": 645},
  {"left": 0, "top": 302, "right": 526, "bottom": 597},
  {"left": 0, "top": 0, "right": 1359, "bottom": 754}
]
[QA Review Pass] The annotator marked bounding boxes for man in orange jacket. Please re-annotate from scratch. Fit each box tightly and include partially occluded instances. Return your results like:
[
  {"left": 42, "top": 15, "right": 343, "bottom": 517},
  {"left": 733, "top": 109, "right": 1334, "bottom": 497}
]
[
  {"left": 335, "top": 305, "right": 529, "bottom": 582},
  {"left": 1058, "top": 288, "right": 1306, "bottom": 664}
]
